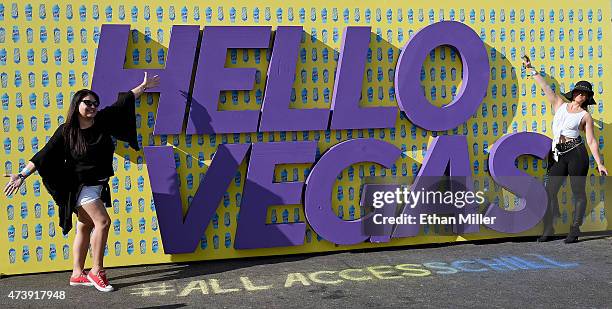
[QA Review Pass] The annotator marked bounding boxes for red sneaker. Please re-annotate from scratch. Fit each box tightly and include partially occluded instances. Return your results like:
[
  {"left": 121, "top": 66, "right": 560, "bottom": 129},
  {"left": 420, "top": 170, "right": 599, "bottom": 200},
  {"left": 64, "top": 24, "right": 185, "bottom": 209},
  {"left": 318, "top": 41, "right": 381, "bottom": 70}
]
[
  {"left": 87, "top": 270, "right": 114, "bottom": 292},
  {"left": 69, "top": 273, "right": 93, "bottom": 286}
]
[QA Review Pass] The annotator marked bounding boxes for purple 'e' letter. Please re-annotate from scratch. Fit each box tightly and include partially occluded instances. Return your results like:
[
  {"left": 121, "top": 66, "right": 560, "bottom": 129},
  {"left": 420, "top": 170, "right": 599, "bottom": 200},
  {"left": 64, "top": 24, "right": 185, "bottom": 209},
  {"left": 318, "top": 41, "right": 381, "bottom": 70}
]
[
  {"left": 188, "top": 26, "right": 271, "bottom": 134},
  {"left": 234, "top": 142, "right": 317, "bottom": 249}
]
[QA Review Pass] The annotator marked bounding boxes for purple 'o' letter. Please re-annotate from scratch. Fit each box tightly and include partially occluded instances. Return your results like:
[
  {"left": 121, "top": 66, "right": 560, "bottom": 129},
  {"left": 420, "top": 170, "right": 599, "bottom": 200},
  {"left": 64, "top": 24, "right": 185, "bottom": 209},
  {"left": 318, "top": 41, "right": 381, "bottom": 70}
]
[{"left": 395, "top": 21, "right": 489, "bottom": 131}]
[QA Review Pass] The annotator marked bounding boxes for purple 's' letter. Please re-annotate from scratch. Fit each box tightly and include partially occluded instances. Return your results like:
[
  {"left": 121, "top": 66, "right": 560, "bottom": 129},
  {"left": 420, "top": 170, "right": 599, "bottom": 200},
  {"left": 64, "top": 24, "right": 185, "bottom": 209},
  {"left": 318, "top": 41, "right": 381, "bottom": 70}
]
[{"left": 485, "top": 132, "right": 550, "bottom": 233}]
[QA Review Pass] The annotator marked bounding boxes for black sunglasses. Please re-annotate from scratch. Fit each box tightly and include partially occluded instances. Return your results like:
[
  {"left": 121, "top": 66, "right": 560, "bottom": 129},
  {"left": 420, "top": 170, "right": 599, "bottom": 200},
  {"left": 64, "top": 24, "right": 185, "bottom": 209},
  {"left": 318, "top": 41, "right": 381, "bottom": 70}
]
[{"left": 81, "top": 99, "right": 99, "bottom": 108}]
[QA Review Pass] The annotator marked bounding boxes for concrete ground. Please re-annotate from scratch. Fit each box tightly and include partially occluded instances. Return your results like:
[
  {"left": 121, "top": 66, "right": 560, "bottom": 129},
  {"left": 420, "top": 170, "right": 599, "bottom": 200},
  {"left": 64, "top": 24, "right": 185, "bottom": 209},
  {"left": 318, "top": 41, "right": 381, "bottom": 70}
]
[{"left": 1, "top": 234, "right": 611, "bottom": 308}]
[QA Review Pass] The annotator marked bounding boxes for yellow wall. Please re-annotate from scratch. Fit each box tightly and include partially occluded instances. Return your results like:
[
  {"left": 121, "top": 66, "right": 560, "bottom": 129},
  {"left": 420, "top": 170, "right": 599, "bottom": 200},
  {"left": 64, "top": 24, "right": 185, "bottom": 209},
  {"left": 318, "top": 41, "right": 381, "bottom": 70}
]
[{"left": 1, "top": 0, "right": 610, "bottom": 275}]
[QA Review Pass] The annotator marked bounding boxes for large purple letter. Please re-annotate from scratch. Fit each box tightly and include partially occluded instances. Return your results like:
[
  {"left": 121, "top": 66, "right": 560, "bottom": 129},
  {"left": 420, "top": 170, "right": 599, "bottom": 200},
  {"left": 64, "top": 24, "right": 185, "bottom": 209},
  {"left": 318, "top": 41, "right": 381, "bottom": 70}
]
[
  {"left": 92, "top": 24, "right": 199, "bottom": 134},
  {"left": 330, "top": 27, "right": 397, "bottom": 130},
  {"left": 143, "top": 144, "right": 250, "bottom": 253},
  {"left": 485, "top": 132, "right": 550, "bottom": 233},
  {"left": 188, "top": 26, "right": 271, "bottom": 134},
  {"left": 395, "top": 21, "right": 489, "bottom": 131},
  {"left": 234, "top": 142, "right": 317, "bottom": 249},
  {"left": 392, "top": 136, "right": 479, "bottom": 238},
  {"left": 259, "top": 27, "right": 329, "bottom": 132},
  {"left": 304, "top": 139, "right": 401, "bottom": 245}
]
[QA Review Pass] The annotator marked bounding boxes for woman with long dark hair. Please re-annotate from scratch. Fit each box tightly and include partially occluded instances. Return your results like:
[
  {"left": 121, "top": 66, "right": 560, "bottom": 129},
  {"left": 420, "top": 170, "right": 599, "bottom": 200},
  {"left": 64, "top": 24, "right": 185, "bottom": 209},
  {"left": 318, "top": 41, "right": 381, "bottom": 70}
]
[
  {"left": 522, "top": 56, "right": 607, "bottom": 243},
  {"left": 4, "top": 72, "right": 159, "bottom": 292}
]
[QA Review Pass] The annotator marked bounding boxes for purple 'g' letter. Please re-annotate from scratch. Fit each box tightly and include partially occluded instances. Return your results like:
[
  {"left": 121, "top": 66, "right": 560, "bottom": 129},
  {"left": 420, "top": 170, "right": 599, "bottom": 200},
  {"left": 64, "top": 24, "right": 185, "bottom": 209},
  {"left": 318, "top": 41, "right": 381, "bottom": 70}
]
[
  {"left": 234, "top": 142, "right": 317, "bottom": 249},
  {"left": 143, "top": 144, "right": 250, "bottom": 253},
  {"left": 92, "top": 24, "right": 199, "bottom": 134},
  {"left": 395, "top": 21, "right": 489, "bottom": 131},
  {"left": 188, "top": 26, "right": 271, "bottom": 134},
  {"left": 330, "top": 27, "right": 397, "bottom": 130},
  {"left": 304, "top": 139, "right": 401, "bottom": 245},
  {"left": 259, "top": 27, "right": 329, "bottom": 132},
  {"left": 485, "top": 132, "right": 550, "bottom": 233}
]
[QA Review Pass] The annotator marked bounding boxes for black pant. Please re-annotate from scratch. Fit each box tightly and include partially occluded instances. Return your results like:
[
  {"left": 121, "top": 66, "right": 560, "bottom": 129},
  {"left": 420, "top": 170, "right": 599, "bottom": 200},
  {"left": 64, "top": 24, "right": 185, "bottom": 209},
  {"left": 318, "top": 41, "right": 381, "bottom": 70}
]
[{"left": 543, "top": 143, "right": 589, "bottom": 233}]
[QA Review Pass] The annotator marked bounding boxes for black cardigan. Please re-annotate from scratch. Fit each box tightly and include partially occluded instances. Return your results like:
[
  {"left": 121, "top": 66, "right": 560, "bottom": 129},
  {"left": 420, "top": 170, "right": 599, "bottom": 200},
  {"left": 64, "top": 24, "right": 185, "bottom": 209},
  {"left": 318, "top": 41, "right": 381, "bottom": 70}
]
[{"left": 30, "top": 91, "right": 140, "bottom": 235}]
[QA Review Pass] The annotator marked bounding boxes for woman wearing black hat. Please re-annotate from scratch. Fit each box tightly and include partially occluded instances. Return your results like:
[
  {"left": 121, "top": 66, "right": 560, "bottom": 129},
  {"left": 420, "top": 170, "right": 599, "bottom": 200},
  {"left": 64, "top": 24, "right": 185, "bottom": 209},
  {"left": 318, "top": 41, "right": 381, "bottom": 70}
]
[{"left": 522, "top": 56, "right": 607, "bottom": 243}]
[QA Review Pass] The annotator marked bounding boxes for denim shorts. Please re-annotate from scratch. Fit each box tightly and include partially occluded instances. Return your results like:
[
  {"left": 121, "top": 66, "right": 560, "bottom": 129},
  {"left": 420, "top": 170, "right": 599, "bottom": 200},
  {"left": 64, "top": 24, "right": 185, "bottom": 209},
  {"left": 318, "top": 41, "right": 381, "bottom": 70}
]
[{"left": 76, "top": 185, "right": 103, "bottom": 207}]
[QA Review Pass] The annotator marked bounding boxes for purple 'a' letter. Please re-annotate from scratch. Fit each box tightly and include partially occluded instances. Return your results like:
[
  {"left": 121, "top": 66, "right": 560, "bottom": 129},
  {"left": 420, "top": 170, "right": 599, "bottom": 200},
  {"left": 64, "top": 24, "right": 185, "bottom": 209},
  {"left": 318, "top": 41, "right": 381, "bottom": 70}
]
[
  {"left": 330, "top": 27, "right": 397, "bottom": 130},
  {"left": 259, "top": 27, "right": 329, "bottom": 132},
  {"left": 234, "top": 142, "right": 317, "bottom": 249},
  {"left": 188, "top": 26, "right": 271, "bottom": 134},
  {"left": 143, "top": 144, "right": 249, "bottom": 253},
  {"left": 485, "top": 132, "right": 550, "bottom": 233},
  {"left": 395, "top": 21, "right": 489, "bottom": 131},
  {"left": 305, "top": 139, "right": 401, "bottom": 245},
  {"left": 92, "top": 24, "right": 199, "bottom": 134},
  {"left": 392, "top": 136, "right": 479, "bottom": 239}
]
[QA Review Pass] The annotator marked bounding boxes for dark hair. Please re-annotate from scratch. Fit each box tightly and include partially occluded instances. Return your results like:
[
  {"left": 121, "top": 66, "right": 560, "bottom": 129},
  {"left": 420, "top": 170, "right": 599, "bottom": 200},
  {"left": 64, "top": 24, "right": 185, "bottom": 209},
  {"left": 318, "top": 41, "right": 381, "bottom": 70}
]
[{"left": 62, "top": 89, "right": 100, "bottom": 158}]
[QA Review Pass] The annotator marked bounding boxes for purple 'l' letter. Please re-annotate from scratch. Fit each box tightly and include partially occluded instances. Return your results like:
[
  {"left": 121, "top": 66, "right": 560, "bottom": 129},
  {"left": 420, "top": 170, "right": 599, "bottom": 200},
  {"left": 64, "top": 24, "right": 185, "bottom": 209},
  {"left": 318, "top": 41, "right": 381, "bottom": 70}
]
[
  {"left": 330, "top": 27, "right": 397, "bottom": 130},
  {"left": 259, "top": 27, "right": 329, "bottom": 132}
]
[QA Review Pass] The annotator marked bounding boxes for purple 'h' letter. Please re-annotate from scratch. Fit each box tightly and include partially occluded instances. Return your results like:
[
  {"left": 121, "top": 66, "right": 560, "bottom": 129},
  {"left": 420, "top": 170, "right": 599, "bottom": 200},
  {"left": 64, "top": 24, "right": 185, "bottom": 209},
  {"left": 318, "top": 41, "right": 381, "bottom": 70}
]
[{"left": 92, "top": 24, "right": 199, "bottom": 134}]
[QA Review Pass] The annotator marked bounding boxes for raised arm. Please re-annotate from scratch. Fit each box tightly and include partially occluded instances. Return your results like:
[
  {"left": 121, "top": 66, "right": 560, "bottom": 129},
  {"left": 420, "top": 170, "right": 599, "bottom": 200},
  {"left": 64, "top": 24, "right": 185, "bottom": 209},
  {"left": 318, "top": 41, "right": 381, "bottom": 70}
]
[
  {"left": 130, "top": 72, "right": 160, "bottom": 99},
  {"left": 583, "top": 113, "right": 608, "bottom": 176},
  {"left": 522, "top": 56, "right": 564, "bottom": 114}
]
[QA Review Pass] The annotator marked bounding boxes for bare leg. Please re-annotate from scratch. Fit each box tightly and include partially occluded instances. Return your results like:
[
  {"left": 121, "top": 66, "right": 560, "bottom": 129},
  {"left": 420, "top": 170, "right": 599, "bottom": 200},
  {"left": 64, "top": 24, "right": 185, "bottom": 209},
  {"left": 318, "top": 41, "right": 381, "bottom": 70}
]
[
  {"left": 72, "top": 207, "right": 94, "bottom": 277},
  {"left": 79, "top": 199, "right": 110, "bottom": 275}
]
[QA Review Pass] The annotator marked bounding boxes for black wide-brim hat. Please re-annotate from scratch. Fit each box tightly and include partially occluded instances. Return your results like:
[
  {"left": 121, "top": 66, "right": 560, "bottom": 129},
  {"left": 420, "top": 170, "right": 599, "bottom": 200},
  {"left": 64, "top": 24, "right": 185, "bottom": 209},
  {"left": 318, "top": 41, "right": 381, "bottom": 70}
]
[{"left": 564, "top": 80, "right": 596, "bottom": 105}]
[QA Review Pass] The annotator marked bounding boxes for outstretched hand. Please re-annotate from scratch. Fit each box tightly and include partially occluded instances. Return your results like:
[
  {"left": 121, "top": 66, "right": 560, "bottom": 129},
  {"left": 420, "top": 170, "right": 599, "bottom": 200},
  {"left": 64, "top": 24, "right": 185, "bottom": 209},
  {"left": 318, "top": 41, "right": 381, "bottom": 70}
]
[
  {"left": 597, "top": 165, "right": 608, "bottom": 176},
  {"left": 521, "top": 55, "right": 533, "bottom": 69},
  {"left": 141, "top": 72, "right": 160, "bottom": 90},
  {"left": 3, "top": 174, "right": 23, "bottom": 196}
]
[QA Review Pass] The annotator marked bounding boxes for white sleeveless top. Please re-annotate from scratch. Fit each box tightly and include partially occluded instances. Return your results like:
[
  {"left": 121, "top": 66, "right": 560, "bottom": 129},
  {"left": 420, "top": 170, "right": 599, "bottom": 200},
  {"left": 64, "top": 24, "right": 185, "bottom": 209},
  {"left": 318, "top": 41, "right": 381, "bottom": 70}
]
[{"left": 551, "top": 103, "right": 586, "bottom": 161}]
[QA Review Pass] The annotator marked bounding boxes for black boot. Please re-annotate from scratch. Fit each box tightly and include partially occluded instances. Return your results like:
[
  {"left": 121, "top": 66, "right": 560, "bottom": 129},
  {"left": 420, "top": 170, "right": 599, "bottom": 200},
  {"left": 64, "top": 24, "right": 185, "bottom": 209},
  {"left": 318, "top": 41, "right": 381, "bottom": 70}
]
[
  {"left": 538, "top": 206, "right": 556, "bottom": 242},
  {"left": 537, "top": 227, "right": 555, "bottom": 242},
  {"left": 564, "top": 225, "right": 580, "bottom": 243}
]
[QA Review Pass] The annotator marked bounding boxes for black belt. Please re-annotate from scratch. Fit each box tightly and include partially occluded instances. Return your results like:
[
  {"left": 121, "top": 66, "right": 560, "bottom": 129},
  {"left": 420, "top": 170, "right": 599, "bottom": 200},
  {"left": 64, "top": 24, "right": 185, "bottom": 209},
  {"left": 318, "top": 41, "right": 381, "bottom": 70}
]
[{"left": 556, "top": 136, "right": 583, "bottom": 155}]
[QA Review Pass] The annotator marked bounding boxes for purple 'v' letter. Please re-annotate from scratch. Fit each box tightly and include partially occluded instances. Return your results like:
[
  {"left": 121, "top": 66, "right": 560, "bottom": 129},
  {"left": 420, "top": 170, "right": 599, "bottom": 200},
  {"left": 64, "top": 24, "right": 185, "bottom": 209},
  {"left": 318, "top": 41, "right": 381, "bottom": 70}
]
[
  {"left": 143, "top": 144, "right": 250, "bottom": 253},
  {"left": 92, "top": 24, "right": 199, "bottom": 134}
]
